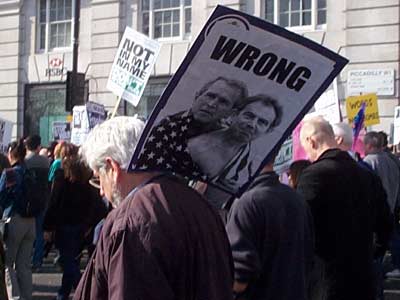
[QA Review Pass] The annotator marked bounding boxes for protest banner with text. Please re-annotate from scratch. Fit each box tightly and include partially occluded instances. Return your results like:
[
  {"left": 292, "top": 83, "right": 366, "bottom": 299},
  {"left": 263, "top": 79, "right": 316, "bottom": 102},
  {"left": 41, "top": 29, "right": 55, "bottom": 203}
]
[
  {"left": 129, "top": 5, "right": 348, "bottom": 198},
  {"left": 346, "top": 93, "right": 380, "bottom": 127},
  {"left": 107, "top": 27, "right": 161, "bottom": 106}
]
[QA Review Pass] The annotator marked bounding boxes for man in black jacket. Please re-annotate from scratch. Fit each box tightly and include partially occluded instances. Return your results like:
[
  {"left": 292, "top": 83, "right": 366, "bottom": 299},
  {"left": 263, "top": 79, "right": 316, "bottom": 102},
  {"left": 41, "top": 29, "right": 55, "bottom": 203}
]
[
  {"left": 297, "top": 117, "right": 393, "bottom": 300},
  {"left": 226, "top": 157, "right": 314, "bottom": 300},
  {"left": 24, "top": 135, "right": 49, "bottom": 270}
]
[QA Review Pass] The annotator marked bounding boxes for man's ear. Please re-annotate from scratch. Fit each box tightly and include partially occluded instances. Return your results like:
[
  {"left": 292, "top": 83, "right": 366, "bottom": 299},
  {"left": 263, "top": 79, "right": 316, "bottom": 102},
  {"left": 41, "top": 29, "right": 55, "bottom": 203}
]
[
  {"left": 335, "top": 136, "right": 343, "bottom": 146},
  {"left": 304, "top": 136, "right": 315, "bottom": 150},
  {"left": 310, "top": 136, "right": 318, "bottom": 150},
  {"left": 105, "top": 157, "right": 122, "bottom": 182}
]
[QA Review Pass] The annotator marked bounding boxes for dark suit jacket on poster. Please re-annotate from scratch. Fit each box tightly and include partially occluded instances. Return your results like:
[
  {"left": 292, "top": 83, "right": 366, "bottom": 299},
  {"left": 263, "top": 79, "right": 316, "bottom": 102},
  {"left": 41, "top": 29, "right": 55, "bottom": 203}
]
[{"left": 297, "top": 149, "right": 393, "bottom": 300}]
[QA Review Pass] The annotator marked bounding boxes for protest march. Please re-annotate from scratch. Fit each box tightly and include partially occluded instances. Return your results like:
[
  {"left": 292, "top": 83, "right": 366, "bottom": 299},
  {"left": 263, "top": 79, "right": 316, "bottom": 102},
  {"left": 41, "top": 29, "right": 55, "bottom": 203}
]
[{"left": 0, "top": 2, "right": 400, "bottom": 300}]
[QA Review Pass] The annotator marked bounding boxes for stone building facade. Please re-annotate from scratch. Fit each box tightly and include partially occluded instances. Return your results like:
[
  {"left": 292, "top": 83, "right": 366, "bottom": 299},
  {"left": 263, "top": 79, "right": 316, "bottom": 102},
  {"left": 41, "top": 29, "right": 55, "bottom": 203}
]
[{"left": 0, "top": 0, "right": 399, "bottom": 144}]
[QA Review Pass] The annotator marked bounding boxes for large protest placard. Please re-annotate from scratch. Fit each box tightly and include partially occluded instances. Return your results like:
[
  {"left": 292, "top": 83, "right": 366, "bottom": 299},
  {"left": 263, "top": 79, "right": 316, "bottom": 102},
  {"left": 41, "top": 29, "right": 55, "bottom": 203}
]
[
  {"left": 107, "top": 27, "right": 161, "bottom": 106},
  {"left": 0, "top": 117, "right": 13, "bottom": 154},
  {"left": 129, "top": 5, "right": 348, "bottom": 196},
  {"left": 346, "top": 93, "right": 379, "bottom": 127}
]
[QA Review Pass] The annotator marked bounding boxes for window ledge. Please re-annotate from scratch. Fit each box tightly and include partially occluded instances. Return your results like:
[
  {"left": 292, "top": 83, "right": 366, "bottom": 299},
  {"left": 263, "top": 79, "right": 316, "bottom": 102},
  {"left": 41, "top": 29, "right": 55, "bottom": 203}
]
[
  {"left": 286, "top": 24, "right": 326, "bottom": 34},
  {"left": 36, "top": 47, "right": 73, "bottom": 54},
  {"left": 155, "top": 36, "right": 192, "bottom": 44}
]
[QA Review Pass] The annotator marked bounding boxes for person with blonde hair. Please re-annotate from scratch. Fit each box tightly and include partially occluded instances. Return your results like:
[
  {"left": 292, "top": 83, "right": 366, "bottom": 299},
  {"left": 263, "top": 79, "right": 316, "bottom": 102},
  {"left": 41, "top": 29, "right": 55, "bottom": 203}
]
[{"left": 48, "top": 141, "right": 64, "bottom": 183}]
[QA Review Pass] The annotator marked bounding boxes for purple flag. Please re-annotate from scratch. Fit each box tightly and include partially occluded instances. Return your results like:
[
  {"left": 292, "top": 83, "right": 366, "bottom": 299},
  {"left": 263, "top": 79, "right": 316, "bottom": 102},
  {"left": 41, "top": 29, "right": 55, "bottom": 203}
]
[{"left": 352, "top": 102, "right": 366, "bottom": 150}]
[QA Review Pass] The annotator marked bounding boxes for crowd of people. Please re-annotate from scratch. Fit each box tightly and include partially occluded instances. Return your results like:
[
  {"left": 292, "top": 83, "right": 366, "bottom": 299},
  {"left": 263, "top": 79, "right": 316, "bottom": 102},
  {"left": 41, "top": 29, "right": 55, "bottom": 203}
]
[
  {"left": 0, "top": 115, "right": 398, "bottom": 300},
  {"left": 0, "top": 136, "right": 109, "bottom": 300}
]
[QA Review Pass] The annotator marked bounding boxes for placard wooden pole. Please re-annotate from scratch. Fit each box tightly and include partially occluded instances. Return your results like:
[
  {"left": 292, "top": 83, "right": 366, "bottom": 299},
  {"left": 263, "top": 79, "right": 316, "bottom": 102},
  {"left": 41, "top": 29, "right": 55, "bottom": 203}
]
[{"left": 110, "top": 95, "right": 122, "bottom": 119}]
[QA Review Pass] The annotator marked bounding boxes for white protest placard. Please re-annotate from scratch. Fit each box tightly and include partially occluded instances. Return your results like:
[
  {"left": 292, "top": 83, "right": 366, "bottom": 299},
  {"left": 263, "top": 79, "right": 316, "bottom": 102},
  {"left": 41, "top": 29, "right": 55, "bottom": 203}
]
[
  {"left": 394, "top": 106, "right": 400, "bottom": 145},
  {"left": 0, "top": 117, "right": 13, "bottom": 154},
  {"left": 347, "top": 69, "right": 394, "bottom": 96},
  {"left": 312, "top": 79, "right": 341, "bottom": 124},
  {"left": 70, "top": 105, "right": 89, "bottom": 146},
  {"left": 52, "top": 121, "right": 71, "bottom": 141},
  {"left": 274, "top": 137, "right": 293, "bottom": 175},
  {"left": 107, "top": 27, "right": 161, "bottom": 106},
  {"left": 129, "top": 5, "right": 347, "bottom": 197}
]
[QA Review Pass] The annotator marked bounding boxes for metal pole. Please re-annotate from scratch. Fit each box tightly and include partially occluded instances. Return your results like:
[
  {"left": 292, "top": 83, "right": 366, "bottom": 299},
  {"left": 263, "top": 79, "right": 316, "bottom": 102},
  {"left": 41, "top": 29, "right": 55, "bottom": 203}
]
[{"left": 71, "top": 0, "right": 81, "bottom": 110}]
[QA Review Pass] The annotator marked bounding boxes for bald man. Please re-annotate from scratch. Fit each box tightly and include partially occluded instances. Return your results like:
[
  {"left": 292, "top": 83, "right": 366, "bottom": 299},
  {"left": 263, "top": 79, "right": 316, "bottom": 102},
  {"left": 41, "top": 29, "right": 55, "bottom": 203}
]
[{"left": 297, "top": 117, "right": 392, "bottom": 300}]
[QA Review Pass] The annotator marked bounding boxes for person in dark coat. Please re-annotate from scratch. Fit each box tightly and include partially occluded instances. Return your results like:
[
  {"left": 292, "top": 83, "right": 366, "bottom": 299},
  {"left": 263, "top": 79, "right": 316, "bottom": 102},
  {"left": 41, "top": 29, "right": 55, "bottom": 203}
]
[
  {"left": 43, "top": 143, "right": 106, "bottom": 300},
  {"left": 226, "top": 156, "right": 314, "bottom": 300},
  {"left": 297, "top": 117, "right": 393, "bottom": 300},
  {"left": 75, "top": 116, "right": 234, "bottom": 300}
]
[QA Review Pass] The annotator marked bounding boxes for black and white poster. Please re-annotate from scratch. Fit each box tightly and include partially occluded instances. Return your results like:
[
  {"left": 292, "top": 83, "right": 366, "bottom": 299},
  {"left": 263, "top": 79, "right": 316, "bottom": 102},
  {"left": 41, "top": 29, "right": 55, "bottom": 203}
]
[
  {"left": 129, "top": 5, "right": 348, "bottom": 196},
  {"left": 52, "top": 121, "right": 71, "bottom": 141},
  {"left": 0, "top": 117, "right": 13, "bottom": 154}
]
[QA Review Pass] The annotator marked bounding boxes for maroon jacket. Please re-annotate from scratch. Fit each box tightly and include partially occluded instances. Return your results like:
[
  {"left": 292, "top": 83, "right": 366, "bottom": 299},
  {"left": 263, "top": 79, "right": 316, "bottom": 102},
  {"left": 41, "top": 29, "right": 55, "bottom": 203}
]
[{"left": 73, "top": 175, "right": 233, "bottom": 300}]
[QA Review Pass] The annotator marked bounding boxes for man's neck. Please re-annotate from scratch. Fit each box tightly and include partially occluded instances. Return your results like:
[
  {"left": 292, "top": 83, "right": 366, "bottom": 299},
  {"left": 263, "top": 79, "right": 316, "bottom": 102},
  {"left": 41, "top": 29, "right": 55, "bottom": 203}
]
[
  {"left": 316, "top": 142, "right": 337, "bottom": 160},
  {"left": 119, "top": 171, "right": 162, "bottom": 199},
  {"left": 27, "top": 149, "right": 38, "bottom": 156},
  {"left": 261, "top": 163, "right": 274, "bottom": 173}
]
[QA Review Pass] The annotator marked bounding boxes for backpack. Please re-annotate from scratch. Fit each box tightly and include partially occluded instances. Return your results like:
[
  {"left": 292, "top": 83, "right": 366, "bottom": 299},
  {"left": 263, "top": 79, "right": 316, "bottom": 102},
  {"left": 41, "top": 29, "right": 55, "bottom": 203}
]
[
  {"left": 5, "top": 167, "right": 42, "bottom": 218},
  {"left": 19, "top": 168, "right": 43, "bottom": 217}
]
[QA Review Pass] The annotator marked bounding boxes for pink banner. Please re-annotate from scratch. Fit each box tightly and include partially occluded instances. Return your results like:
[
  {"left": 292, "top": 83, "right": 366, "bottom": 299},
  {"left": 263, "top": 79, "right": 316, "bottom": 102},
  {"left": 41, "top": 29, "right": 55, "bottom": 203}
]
[{"left": 293, "top": 121, "right": 308, "bottom": 160}]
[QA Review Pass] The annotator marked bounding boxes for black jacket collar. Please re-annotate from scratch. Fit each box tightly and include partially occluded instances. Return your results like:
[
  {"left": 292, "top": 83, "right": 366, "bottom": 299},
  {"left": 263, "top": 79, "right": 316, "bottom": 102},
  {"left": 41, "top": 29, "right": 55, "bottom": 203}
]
[
  {"left": 249, "top": 171, "right": 280, "bottom": 190},
  {"left": 316, "top": 148, "right": 353, "bottom": 163}
]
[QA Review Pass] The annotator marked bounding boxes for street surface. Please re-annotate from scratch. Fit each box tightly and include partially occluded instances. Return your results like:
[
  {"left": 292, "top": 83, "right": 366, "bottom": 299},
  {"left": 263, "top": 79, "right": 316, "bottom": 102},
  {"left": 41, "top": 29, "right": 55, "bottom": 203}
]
[
  {"left": 32, "top": 250, "right": 88, "bottom": 300},
  {"left": 31, "top": 251, "right": 400, "bottom": 300}
]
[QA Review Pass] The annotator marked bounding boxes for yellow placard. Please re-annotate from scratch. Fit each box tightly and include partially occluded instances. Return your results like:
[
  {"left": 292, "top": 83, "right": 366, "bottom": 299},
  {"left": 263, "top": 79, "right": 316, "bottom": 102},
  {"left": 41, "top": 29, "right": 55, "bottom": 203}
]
[{"left": 346, "top": 93, "right": 380, "bottom": 126}]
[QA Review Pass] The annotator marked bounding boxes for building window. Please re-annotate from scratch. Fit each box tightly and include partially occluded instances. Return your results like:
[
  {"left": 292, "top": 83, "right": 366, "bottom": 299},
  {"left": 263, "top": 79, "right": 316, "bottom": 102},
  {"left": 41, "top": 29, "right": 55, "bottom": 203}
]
[
  {"left": 264, "top": 0, "right": 326, "bottom": 29},
  {"left": 24, "top": 83, "right": 69, "bottom": 146},
  {"left": 317, "top": 0, "right": 326, "bottom": 25},
  {"left": 142, "top": 0, "right": 192, "bottom": 40},
  {"left": 37, "top": 0, "right": 73, "bottom": 51}
]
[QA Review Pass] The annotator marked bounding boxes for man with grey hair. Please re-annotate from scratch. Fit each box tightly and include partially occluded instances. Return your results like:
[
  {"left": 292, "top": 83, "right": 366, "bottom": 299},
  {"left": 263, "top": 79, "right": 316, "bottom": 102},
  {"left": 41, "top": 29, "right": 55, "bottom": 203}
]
[
  {"left": 332, "top": 122, "right": 353, "bottom": 152},
  {"left": 74, "top": 116, "right": 234, "bottom": 300},
  {"left": 364, "top": 131, "right": 400, "bottom": 213},
  {"left": 332, "top": 122, "right": 373, "bottom": 171},
  {"left": 297, "top": 117, "right": 392, "bottom": 300},
  {"left": 364, "top": 131, "right": 400, "bottom": 282}
]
